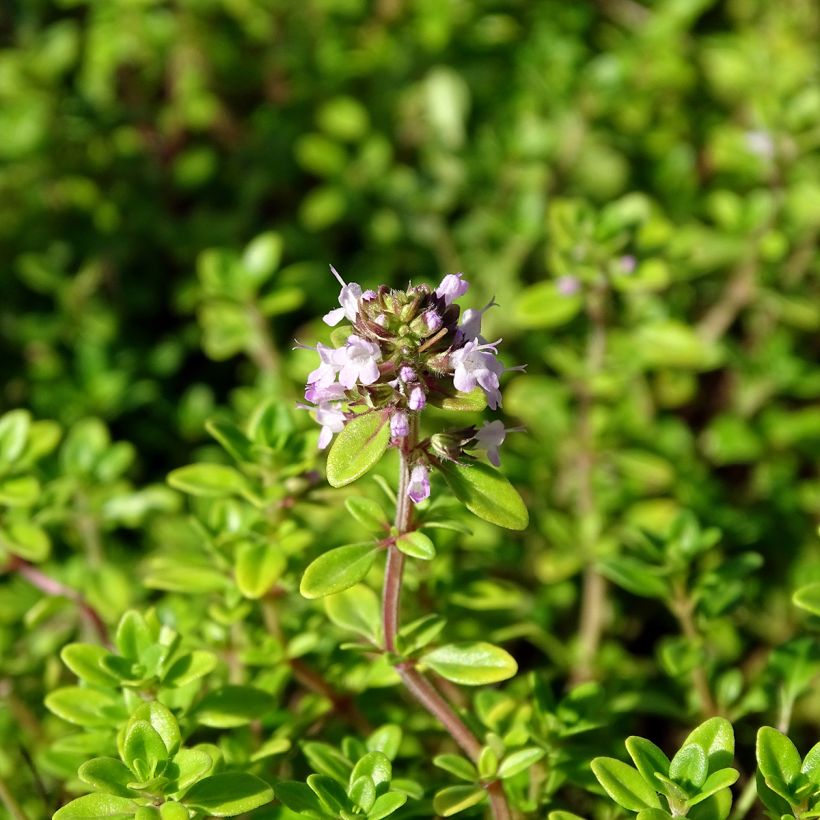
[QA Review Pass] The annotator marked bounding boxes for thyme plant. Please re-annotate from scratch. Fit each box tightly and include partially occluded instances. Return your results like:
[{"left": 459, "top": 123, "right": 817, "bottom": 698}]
[{"left": 297, "top": 269, "right": 529, "bottom": 818}]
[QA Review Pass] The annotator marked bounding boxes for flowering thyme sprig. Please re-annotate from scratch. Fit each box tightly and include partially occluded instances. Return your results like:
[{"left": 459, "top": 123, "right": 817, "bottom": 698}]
[
  {"left": 299, "top": 267, "right": 525, "bottom": 504},
  {"left": 299, "top": 267, "right": 529, "bottom": 820}
]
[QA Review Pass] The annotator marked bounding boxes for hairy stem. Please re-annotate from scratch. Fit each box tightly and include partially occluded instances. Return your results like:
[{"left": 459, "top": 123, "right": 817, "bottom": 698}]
[
  {"left": 572, "top": 286, "right": 608, "bottom": 683},
  {"left": 382, "top": 421, "right": 513, "bottom": 820},
  {"left": 8, "top": 557, "right": 110, "bottom": 647}
]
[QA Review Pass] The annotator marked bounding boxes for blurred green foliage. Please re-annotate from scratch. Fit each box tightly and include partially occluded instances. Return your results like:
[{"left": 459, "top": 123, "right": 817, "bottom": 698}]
[{"left": 2, "top": 0, "right": 820, "bottom": 817}]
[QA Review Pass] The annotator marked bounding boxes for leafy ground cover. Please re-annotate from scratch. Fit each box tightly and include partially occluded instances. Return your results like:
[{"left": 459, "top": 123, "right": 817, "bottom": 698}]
[{"left": 1, "top": 0, "right": 820, "bottom": 818}]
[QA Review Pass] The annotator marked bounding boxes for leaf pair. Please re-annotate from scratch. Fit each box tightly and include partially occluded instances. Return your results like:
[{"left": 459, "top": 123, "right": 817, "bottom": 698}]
[{"left": 591, "top": 717, "right": 738, "bottom": 819}]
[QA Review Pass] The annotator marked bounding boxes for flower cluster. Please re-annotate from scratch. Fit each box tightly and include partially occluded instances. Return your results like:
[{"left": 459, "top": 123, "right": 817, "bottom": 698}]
[{"left": 300, "top": 267, "right": 524, "bottom": 502}]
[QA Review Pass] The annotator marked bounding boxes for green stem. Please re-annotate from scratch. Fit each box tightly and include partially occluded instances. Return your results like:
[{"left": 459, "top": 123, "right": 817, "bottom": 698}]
[
  {"left": 0, "top": 776, "right": 29, "bottom": 820},
  {"left": 381, "top": 419, "right": 513, "bottom": 820},
  {"left": 572, "top": 285, "right": 608, "bottom": 683}
]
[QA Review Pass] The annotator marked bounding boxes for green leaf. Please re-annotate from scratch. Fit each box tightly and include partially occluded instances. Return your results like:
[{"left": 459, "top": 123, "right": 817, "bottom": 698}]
[
  {"left": 626, "top": 737, "right": 671, "bottom": 793},
  {"left": 115, "top": 611, "right": 153, "bottom": 660},
  {"left": 45, "top": 687, "right": 127, "bottom": 728},
  {"left": 433, "top": 785, "right": 487, "bottom": 816},
  {"left": 167, "top": 464, "right": 248, "bottom": 498},
  {"left": 274, "top": 781, "right": 326, "bottom": 816},
  {"left": 366, "top": 725, "right": 402, "bottom": 760},
  {"left": 308, "top": 774, "right": 351, "bottom": 813},
  {"left": 183, "top": 773, "right": 273, "bottom": 816},
  {"left": 61, "top": 644, "right": 120, "bottom": 688},
  {"left": 205, "top": 419, "right": 254, "bottom": 463},
  {"left": 368, "top": 792, "right": 407, "bottom": 819},
  {"left": 422, "top": 642, "right": 518, "bottom": 685},
  {"left": 143, "top": 558, "right": 228, "bottom": 594},
  {"left": 687, "top": 789, "right": 732, "bottom": 820},
  {"left": 802, "top": 741, "right": 820, "bottom": 784},
  {"left": 351, "top": 752, "right": 391, "bottom": 791},
  {"left": 194, "top": 686, "right": 276, "bottom": 728},
  {"left": 169, "top": 748, "right": 213, "bottom": 793},
  {"left": 235, "top": 540, "right": 286, "bottom": 598},
  {"left": 250, "top": 737, "right": 292, "bottom": 762},
  {"left": 433, "top": 754, "right": 478, "bottom": 782},
  {"left": 514, "top": 281, "right": 583, "bottom": 329},
  {"left": 669, "top": 743, "right": 708, "bottom": 792},
  {"left": 598, "top": 557, "right": 670, "bottom": 599},
  {"left": 757, "top": 727, "right": 802, "bottom": 802},
  {"left": 79, "top": 757, "right": 135, "bottom": 797},
  {"left": 0, "top": 409, "right": 31, "bottom": 466},
  {"left": 325, "top": 584, "right": 381, "bottom": 643},
  {"left": 398, "top": 614, "right": 446, "bottom": 655},
  {"left": 498, "top": 747, "right": 545, "bottom": 779},
  {"left": 548, "top": 813, "right": 588, "bottom": 820},
  {"left": 326, "top": 413, "right": 390, "bottom": 488},
  {"left": 162, "top": 650, "right": 218, "bottom": 688},
  {"left": 129, "top": 703, "right": 181, "bottom": 757},
  {"left": 349, "top": 776, "right": 376, "bottom": 812},
  {"left": 300, "top": 542, "right": 380, "bottom": 599},
  {"left": 478, "top": 746, "right": 498, "bottom": 779},
  {"left": 437, "top": 461, "right": 528, "bottom": 530},
  {"left": 1, "top": 522, "right": 50, "bottom": 561},
  {"left": 159, "top": 805, "right": 188, "bottom": 820},
  {"left": 684, "top": 717, "right": 735, "bottom": 773},
  {"left": 793, "top": 583, "right": 820, "bottom": 616},
  {"left": 345, "top": 497, "right": 389, "bottom": 532},
  {"left": 303, "top": 741, "right": 354, "bottom": 782},
  {"left": 242, "top": 231, "right": 282, "bottom": 283},
  {"left": 123, "top": 720, "right": 168, "bottom": 782},
  {"left": 590, "top": 757, "right": 661, "bottom": 811},
  {"left": 636, "top": 811, "right": 674, "bottom": 820},
  {"left": 688, "top": 769, "right": 739, "bottom": 806},
  {"left": 396, "top": 531, "right": 436, "bottom": 560},
  {"left": 0, "top": 475, "right": 40, "bottom": 506},
  {"left": 54, "top": 794, "right": 137, "bottom": 819}
]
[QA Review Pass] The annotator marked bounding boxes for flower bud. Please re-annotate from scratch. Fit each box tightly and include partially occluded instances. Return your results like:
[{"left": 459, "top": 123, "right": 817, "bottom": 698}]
[
  {"left": 390, "top": 411, "right": 409, "bottom": 438},
  {"left": 408, "top": 386, "right": 426, "bottom": 411}
]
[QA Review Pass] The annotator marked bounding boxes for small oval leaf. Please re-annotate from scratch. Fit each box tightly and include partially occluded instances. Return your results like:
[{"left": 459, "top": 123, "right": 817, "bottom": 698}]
[
  {"left": 301, "top": 543, "right": 380, "bottom": 599},
  {"left": 437, "top": 461, "right": 528, "bottom": 530},
  {"left": 422, "top": 642, "right": 518, "bottom": 685},
  {"left": 326, "top": 413, "right": 390, "bottom": 488}
]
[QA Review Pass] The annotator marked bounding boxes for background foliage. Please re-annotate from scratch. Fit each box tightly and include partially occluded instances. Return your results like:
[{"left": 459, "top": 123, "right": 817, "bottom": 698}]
[{"left": 1, "top": 0, "right": 820, "bottom": 817}]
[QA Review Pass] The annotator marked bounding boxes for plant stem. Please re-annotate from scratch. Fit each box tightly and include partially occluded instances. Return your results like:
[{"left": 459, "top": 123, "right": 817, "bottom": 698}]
[
  {"left": 671, "top": 584, "right": 717, "bottom": 718},
  {"left": 8, "top": 557, "right": 110, "bottom": 647},
  {"left": 0, "top": 775, "right": 29, "bottom": 820},
  {"left": 246, "top": 302, "right": 281, "bottom": 379},
  {"left": 572, "top": 285, "right": 608, "bottom": 684},
  {"left": 381, "top": 420, "right": 513, "bottom": 820}
]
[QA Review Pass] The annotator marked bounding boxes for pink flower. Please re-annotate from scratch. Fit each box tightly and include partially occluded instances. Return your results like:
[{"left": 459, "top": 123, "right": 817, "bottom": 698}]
[
  {"left": 474, "top": 420, "right": 524, "bottom": 467},
  {"left": 556, "top": 276, "right": 580, "bottom": 296},
  {"left": 305, "top": 381, "right": 347, "bottom": 404},
  {"left": 456, "top": 296, "right": 498, "bottom": 343},
  {"left": 337, "top": 335, "right": 382, "bottom": 389},
  {"left": 307, "top": 342, "right": 342, "bottom": 387},
  {"left": 450, "top": 339, "right": 506, "bottom": 410},
  {"left": 435, "top": 273, "right": 469, "bottom": 306},
  {"left": 323, "top": 265, "right": 363, "bottom": 326},
  {"left": 407, "top": 464, "right": 430, "bottom": 503},
  {"left": 297, "top": 397, "right": 346, "bottom": 449},
  {"left": 399, "top": 366, "right": 416, "bottom": 383}
]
